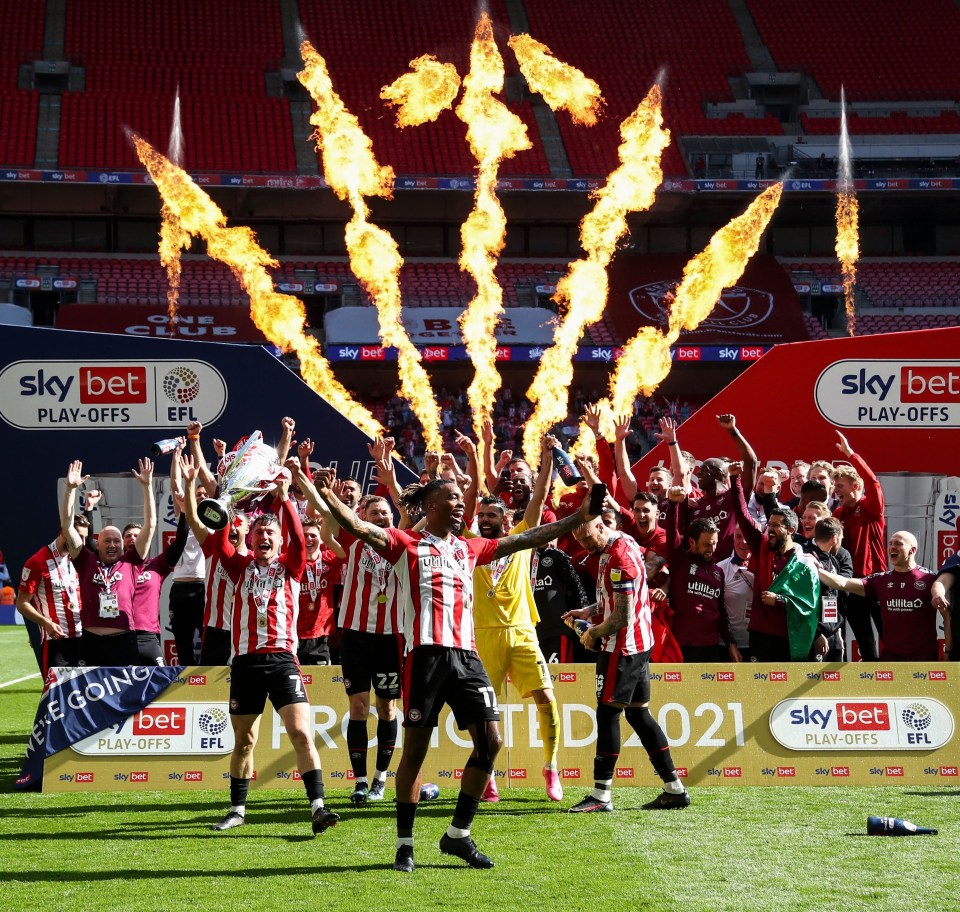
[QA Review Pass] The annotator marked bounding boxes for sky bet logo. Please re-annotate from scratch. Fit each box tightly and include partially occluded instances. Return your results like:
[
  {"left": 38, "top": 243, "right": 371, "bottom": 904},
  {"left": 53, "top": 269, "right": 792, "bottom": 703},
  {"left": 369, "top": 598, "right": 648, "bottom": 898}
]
[
  {"left": 19, "top": 367, "right": 147, "bottom": 403},
  {"left": 816, "top": 359, "right": 960, "bottom": 428}
]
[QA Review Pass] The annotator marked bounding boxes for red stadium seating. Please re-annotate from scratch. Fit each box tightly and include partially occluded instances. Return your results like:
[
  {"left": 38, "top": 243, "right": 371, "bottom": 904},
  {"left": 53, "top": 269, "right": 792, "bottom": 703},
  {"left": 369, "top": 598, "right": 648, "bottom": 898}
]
[
  {"left": 789, "top": 260, "right": 960, "bottom": 309},
  {"left": 747, "top": 0, "right": 960, "bottom": 102},
  {"left": 0, "top": 0, "right": 45, "bottom": 166},
  {"left": 801, "top": 111, "right": 960, "bottom": 136},
  {"left": 855, "top": 312, "right": 960, "bottom": 335}
]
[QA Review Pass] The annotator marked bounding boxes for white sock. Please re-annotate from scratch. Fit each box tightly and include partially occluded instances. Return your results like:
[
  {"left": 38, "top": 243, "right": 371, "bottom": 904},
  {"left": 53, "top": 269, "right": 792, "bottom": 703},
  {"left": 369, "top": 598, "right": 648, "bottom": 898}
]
[
  {"left": 591, "top": 779, "right": 612, "bottom": 802},
  {"left": 310, "top": 798, "right": 325, "bottom": 812},
  {"left": 354, "top": 777, "right": 368, "bottom": 787},
  {"left": 229, "top": 805, "right": 245, "bottom": 817},
  {"left": 446, "top": 825, "right": 470, "bottom": 839},
  {"left": 396, "top": 836, "right": 414, "bottom": 848},
  {"left": 374, "top": 770, "right": 387, "bottom": 783},
  {"left": 664, "top": 778, "right": 686, "bottom": 794}
]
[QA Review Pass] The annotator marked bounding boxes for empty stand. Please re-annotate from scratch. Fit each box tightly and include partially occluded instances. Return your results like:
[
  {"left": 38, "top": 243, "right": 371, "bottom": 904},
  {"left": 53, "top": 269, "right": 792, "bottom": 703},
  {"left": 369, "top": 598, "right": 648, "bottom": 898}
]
[{"left": 792, "top": 260, "right": 960, "bottom": 308}]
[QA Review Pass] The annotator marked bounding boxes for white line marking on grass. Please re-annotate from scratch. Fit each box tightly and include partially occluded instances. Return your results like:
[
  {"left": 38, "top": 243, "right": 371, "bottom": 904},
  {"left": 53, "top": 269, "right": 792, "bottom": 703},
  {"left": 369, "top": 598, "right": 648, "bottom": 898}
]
[{"left": 0, "top": 672, "right": 41, "bottom": 689}]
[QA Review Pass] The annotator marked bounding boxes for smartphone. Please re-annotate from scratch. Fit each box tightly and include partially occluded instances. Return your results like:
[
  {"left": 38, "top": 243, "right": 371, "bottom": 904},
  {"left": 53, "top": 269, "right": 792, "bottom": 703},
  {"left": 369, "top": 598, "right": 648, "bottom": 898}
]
[{"left": 588, "top": 482, "right": 607, "bottom": 515}]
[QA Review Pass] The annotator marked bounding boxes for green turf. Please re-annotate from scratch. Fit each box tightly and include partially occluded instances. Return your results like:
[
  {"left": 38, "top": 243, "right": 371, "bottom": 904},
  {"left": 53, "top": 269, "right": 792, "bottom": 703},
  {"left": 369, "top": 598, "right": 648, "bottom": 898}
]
[{"left": 0, "top": 627, "right": 957, "bottom": 912}]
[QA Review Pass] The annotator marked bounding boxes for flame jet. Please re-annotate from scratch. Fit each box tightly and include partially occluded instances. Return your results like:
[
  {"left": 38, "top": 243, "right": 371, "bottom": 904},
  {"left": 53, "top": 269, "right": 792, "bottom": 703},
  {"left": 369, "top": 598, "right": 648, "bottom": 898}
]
[
  {"left": 131, "top": 131, "right": 382, "bottom": 437},
  {"left": 160, "top": 88, "right": 190, "bottom": 335},
  {"left": 522, "top": 85, "right": 670, "bottom": 467},
  {"left": 835, "top": 87, "right": 859, "bottom": 336},
  {"left": 456, "top": 12, "right": 533, "bottom": 452},
  {"left": 508, "top": 33, "right": 604, "bottom": 126},
  {"left": 608, "top": 183, "right": 783, "bottom": 414},
  {"left": 299, "top": 40, "right": 444, "bottom": 451},
  {"left": 381, "top": 55, "right": 461, "bottom": 126}
]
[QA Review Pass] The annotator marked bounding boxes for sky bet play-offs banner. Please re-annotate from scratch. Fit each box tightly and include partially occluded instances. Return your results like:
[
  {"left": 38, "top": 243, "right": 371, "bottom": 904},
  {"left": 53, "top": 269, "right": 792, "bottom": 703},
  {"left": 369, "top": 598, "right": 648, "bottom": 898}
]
[
  {"left": 0, "top": 326, "right": 416, "bottom": 589},
  {"left": 34, "top": 663, "right": 959, "bottom": 792}
]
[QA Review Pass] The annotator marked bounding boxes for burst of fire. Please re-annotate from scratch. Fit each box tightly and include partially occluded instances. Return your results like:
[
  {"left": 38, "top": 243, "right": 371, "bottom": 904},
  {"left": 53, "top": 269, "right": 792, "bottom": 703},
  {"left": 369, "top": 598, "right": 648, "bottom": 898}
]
[
  {"left": 523, "top": 85, "right": 670, "bottom": 466},
  {"left": 836, "top": 88, "right": 859, "bottom": 336},
  {"left": 381, "top": 55, "right": 461, "bottom": 127},
  {"left": 569, "top": 401, "right": 616, "bottom": 463},
  {"left": 608, "top": 183, "right": 783, "bottom": 414},
  {"left": 299, "top": 40, "right": 443, "bottom": 451},
  {"left": 836, "top": 190, "right": 859, "bottom": 336},
  {"left": 130, "top": 131, "right": 382, "bottom": 437},
  {"left": 508, "top": 33, "right": 603, "bottom": 126},
  {"left": 456, "top": 12, "right": 532, "bottom": 460},
  {"left": 161, "top": 89, "right": 189, "bottom": 335}
]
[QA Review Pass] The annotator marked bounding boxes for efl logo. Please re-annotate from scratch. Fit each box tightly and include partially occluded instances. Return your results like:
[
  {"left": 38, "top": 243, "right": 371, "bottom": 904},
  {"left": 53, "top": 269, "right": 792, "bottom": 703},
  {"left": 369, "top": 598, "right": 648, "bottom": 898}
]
[
  {"left": 831, "top": 767, "right": 850, "bottom": 777},
  {"left": 876, "top": 670, "right": 894, "bottom": 682},
  {"left": 776, "top": 767, "right": 796, "bottom": 778},
  {"left": 823, "top": 671, "right": 841, "bottom": 682},
  {"left": 79, "top": 366, "right": 147, "bottom": 404},
  {"left": 185, "top": 771, "right": 203, "bottom": 782},
  {"left": 885, "top": 766, "right": 904, "bottom": 777},
  {"left": 188, "top": 675, "right": 206, "bottom": 685},
  {"left": 717, "top": 671, "right": 735, "bottom": 682},
  {"left": 76, "top": 772, "right": 94, "bottom": 783},
  {"left": 941, "top": 766, "right": 959, "bottom": 777},
  {"left": 130, "top": 771, "right": 149, "bottom": 783},
  {"left": 561, "top": 768, "right": 581, "bottom": 779},
  {"left": 664, "top": 671, "right": 682, "bottom": 682},
  {"left": 769, "top": 671, "right": 788, "bottom": 682},
  {"left": 615, "top": 767, "right": 634, "bottom": 778},
  {"left": 132, "top": 707, "right": 186, "bottom": 735},
  {"left": 558, "top": 672, "right": 577, "bottom": 683},
  {"left": 837, "top": 702, "right": 890, "bottom": 731},
  {"left": 900, "top": 366, "right": 960, "bottom": 402},
  {"left": 723, "top": 767, "right": 742, "bottom": 778},
  {"left": 509, "top": 769, "right": 527, "bottom": 779},
  {"left": 301, "top": 674, "right": 313, "bottom": 685},
  {"left": 930, "top": 670, "right": 947, "bottom": 681}
]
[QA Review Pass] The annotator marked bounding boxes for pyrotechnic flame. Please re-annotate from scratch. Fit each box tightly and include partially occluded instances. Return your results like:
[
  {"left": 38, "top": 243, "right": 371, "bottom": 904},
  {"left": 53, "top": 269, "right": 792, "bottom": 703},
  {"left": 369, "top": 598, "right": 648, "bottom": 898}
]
[
  {"left": 161, "top": 88, "right": 189, "bottom": 335},
  {"left": 836, "top": 87, "right": 859, "bottom": 336},
  {"left": 456, "top": 12, "right": 532, "bottom": 458},
  {"left": 508, "top": 33, "right": 603, "bottom": 126},
  {"left": 569, "top": 402, "right": 616, "bottom": 463},
  {"left": 298, "top": 40, "right": 443, "bottom": 451},
  {"left": 130, "top": 131, "right": 382, "bottom": 437},
  {"left": 381, "top": 55, "right": 461, "bottom": 126},
  {"left": 523, "top": 85, "right": 670, "bottom": 466},
  {"left": 608, "top": 183, "right": 783, "bottom": 414}
]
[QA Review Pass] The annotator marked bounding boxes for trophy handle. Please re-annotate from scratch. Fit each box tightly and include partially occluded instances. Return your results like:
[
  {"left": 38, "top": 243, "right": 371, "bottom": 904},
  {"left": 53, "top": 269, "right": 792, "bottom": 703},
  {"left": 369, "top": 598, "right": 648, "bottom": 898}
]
[{"left": 197, "top": 495, "right": 231, "bottom": 531}]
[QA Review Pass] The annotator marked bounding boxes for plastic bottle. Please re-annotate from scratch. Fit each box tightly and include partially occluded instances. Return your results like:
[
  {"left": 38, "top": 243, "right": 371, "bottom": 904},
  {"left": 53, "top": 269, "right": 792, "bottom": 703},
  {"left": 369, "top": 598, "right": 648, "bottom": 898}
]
[
  {"left": 552, "top": 446, "right": 582, "bottom": 486},
  {"left": 867, "top": 815, "right": 938, "bottom": 836},
  {"left": 420, "top": 782, "right": 440, "bottom": 801}
]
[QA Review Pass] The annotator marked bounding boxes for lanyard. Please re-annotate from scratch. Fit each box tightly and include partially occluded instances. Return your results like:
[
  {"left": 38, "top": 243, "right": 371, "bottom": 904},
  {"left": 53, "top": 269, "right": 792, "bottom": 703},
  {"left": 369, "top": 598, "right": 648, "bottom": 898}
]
[
  {"left": 362, "top": 543, "right": 389, "bottom": 593},
  {"left": 530, "top": 550, "right": 541, "bottom": 588},
  {"left": 95, "top": 559, "right": 123, "bottom": 594},
  {"left": 48, "top": 541, "right": 77, "bottom": 604},
  {"left": 488, "top": 553, "right": 514, "bottom": 592},
  {"left": 305, "top": 557, "right": 321, "bottom": 598},
  {"left": 250, "top": 562, "right": 282, "bottom": 614}
]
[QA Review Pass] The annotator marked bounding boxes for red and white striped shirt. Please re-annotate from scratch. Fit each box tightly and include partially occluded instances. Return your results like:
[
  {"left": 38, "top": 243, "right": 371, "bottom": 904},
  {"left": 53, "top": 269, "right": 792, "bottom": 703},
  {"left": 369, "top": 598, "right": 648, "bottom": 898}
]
[
  {"left": 298, "top": 551, "right": 337, "bottom": 640},
  {"left": 19, "top": 541, "right": 82, "bottom": 639},
  {"left": 383, "top": 527, "right": 497, "bottom": 653},
  {"left": 216, "top": 501, "right": 305, "bottom": 657},
  {"left": 338, "top": 538, "right": 400, "bottom": 635},
  {"left": 596, "top": 533, "right": 655, "bottom": 655},
  {"left": 201, "top": 528, "right": 243, "bottom": 632}
]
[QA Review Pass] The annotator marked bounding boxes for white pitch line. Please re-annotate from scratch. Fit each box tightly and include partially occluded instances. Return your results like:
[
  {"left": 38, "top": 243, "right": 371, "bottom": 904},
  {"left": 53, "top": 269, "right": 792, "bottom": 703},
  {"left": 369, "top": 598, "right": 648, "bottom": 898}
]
[{"left": 0, "top": 672, "right": 41, "bottom": 689}]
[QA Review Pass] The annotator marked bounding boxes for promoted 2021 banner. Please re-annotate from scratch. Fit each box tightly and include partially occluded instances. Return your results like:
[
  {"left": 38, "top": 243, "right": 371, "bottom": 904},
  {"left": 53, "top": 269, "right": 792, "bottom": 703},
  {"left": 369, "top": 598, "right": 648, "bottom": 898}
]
[{"left": 41, "top": 663, "right": 958, "bottom": 791}]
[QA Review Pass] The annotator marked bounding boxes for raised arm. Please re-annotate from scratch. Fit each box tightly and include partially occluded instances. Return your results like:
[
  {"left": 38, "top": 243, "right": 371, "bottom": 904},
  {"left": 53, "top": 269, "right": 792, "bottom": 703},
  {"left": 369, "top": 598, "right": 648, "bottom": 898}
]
[
  {"left": 131, "top": 457, "right": 156, "bottom": 559},
  {"left": 179, "top": 456, "right": 210, "bottom": 545},
  {"left": 454, "top": 431, "right": 481, "bottom": 523},
  {"left": 718, "top": 414, "right": 758, "bottom": 495},
  {"left": 277, "top": 416, "right": 296, "bottom": 464},
  {"left": 310, "top": 467, "right": 392, "bottom": 550},
  {"left": 169, "top": 437, "right": 186, "bottom": 516},
  {"left": 523, "top": 435, "right": 555, "bottom": 529},
  {"left": 657, "top": 417, "right": 691, "bottom": 493},
  {"left": 836, "top": 431, "right": 884, "bottom": 517},
  {"left": 613, "top": 413, "right": 638, "bottom": 503},
  {"left": 664, "top": 486, "right": 686, "bottom": 556},
  {"left": 493, "top": 494, "right": 595, "bottom": 559},
  {"left": 481, "top": 419, "right": 500, "bottom": 494},
  {"left": 61, "top": 460, "right": 87, "bottom": 558},
  {"left": 186, "top": 420, "right": 218, "bottom": 499},
  {"left": 728, "top": 464, "right": 763, "bottom": 552}
]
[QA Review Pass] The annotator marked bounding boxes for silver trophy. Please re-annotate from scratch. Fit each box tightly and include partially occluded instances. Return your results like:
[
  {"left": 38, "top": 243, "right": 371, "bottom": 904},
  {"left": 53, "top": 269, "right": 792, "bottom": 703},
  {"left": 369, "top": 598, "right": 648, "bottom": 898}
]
[{"left": 197, "top": 431, "right": 288, "bottom": 530}]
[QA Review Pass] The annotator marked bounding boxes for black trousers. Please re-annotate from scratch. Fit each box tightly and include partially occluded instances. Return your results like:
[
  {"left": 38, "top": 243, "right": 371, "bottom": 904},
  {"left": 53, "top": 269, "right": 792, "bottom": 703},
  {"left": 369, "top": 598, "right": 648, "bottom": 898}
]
[{"left": 169, "top": 581, "right": 205, "bottom": 665}]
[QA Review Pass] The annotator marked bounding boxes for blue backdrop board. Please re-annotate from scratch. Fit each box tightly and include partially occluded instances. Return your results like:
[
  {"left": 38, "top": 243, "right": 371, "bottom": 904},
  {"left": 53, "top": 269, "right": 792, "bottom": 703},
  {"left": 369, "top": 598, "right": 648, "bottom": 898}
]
[{"left": 0, "top": 326, "right": 414, "bottom": 588}]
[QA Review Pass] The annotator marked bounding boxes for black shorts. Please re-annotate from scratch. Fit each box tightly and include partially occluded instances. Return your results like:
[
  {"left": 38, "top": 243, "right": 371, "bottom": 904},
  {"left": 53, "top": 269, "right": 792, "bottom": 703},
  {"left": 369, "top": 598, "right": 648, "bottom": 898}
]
[
  {"left": 340, "top": 629, "right": 403, "bottom": 699},
  {"left": 596, "top": 649, "right": 652, "bottom": 706},
  {"left": 229, "top": 652, "right": 309, "bottom": 716},
  {"left": 402, "top": 645, "right": 500, "bottom": 730},
  {"left": 135, "top": 631, "right": 165, "bottom": 666},
  {"left": 297, "top": 636, "right": 331, "bottom": 666},
  {"left": 200, "top": 626, "right": 232, "bottom": 666},
  {"left": 43, "top": 637, "right": 83, "bottom": 674}
]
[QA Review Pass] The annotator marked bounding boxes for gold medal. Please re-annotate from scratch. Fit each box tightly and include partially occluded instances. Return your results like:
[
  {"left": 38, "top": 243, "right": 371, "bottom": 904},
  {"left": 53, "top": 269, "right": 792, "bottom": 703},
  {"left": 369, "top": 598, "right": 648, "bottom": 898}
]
[
  {"left": 487, "top": 588, "right": 495, "bottom": 599},
  {"left": 257, "top": 615, "right": 267, "bottom": 628},
  {"left": 307, "top": 601, "right": 316, "bottom": 612},
  {"left": 377, "top": 593, "right": 387, "bottom": 604}
]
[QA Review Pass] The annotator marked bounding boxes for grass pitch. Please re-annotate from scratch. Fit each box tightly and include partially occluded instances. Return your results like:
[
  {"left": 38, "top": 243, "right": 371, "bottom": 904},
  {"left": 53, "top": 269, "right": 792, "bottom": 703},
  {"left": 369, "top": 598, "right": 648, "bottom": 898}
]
[{"left": 0, "top": 628, "right": 957, "bottom": 912}]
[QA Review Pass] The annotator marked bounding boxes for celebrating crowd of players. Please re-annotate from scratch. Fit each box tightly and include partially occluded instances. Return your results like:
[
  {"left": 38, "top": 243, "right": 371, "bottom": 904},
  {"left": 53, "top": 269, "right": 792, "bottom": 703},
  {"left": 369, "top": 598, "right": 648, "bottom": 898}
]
[{"left": 16, "top": 412, "right": 955, "bottom": 872}]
